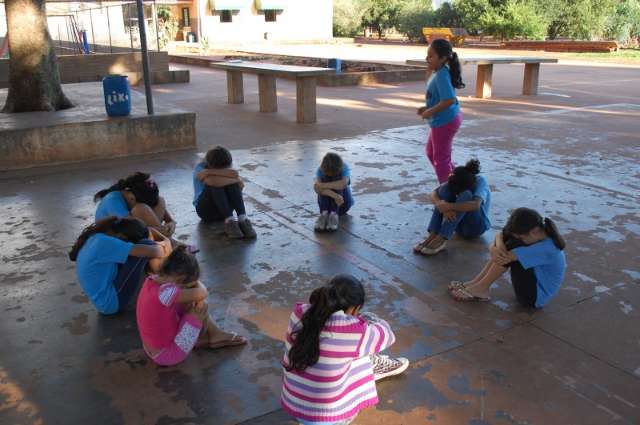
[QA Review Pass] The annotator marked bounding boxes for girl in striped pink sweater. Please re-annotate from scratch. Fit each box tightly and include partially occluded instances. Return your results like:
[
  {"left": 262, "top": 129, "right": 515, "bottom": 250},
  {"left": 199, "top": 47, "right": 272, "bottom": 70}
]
[{"left": 281, "top": 274, "right": 409, "bottom": 425}]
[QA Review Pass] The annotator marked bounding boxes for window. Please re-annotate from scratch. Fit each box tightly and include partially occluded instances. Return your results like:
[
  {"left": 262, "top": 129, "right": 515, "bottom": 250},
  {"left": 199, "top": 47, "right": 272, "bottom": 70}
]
[
  {"left": 264, "top": 10, "right": 277, "bottom": 22},
  {"left": 182, "top": 8, "right": 190, "bottom": 27},
  {"left": 220, "top": 10, "right": 232, "bottom": 23}
]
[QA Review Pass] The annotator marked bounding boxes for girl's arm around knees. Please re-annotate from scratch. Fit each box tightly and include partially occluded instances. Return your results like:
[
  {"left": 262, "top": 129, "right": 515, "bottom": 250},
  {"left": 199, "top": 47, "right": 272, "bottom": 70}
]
[
  {"left": 315, "top": 177, "right": 349, "bottom": 191},
  {"left": 358, "top": 316, "right": 396, "bottom": 357},
  {"left": 203, "top": 175, "right": 242, "bottom": 188},
  {"left": 197, "top": 168, "right": 239, "bottom": 181},
  {"left": 177, "top": 281, "right": 208, "bottom": 304}
]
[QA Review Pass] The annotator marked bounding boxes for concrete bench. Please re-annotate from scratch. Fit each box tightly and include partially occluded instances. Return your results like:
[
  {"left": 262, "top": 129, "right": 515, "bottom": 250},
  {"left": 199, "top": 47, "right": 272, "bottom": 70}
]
[
  {"left": 209, "top": 61, "right": 335, "bottom": 124},
  {"left": 406, "top": 56, "right": 558, "bottom": 99}
]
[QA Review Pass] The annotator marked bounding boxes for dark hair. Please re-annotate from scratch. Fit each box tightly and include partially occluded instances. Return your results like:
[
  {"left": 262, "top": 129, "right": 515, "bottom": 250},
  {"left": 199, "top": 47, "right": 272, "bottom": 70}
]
[
  {"left": 504, "top": 208, "right": 566, "bottom": 250},
  {"left": 286, "top": 274, "right": 365, "bottom": 372},
  {"left": 159, "top": 245, "right": 200, "bottom": 285},
  {"left": 320, "top": 152, "right": 343, "bottom": 177},
  {"left": 205, "top": 146, "right": 233, "bottom": 169},
  {"left": 94, "top": 172, "right": 159, "bottom": 208},
  {"left": 448, "top": 159, "right": 481, "bottom": 195},
  {"left": 69, "top": 216, "right": 148, "bottom": 261},
  {"left": 430, "top": 38, "right": 465, "bottom": 89}
]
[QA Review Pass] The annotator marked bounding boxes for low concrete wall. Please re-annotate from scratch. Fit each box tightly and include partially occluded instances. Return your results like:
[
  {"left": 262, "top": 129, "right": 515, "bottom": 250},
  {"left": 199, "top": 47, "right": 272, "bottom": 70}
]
[
  {"left": 0, "top": 52, "right": 188, "bottom": 87},
  {"left": 503, "top": 40, "right": 620, "bottom": 53},
  {"left": 0, "top": 112, "right": 196, "bottom": 170}
]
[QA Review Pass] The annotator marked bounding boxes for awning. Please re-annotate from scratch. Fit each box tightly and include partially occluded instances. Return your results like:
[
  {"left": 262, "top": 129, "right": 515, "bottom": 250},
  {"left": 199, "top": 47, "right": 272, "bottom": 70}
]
[
  {"left": 210, "top": 0, "right": 244, "bottom": 10},
  {"left": 255, "top": 0, "right": 286, "bottom": 10}
]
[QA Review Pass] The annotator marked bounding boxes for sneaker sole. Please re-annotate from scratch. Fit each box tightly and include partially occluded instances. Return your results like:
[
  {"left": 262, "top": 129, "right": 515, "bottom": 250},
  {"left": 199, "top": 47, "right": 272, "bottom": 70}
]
[{"left": 374, "top": 358, "right": 410, "bottom": 381}]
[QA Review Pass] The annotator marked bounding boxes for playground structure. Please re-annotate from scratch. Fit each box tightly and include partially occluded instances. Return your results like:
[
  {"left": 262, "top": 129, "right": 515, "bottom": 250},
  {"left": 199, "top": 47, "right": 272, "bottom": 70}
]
[{"left": 422, "top": 27, "right": 467, "bottom": 46}]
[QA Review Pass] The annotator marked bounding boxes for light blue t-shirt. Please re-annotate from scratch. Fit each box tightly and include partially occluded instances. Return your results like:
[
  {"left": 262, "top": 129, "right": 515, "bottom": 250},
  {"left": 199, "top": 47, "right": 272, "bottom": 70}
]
[
  {"left": 193, "top": 162, "right": 206, "bottom": 206},
  {"left": 76, "top": 233, "right": 133, "bottom": 314},
  {"left": 316, "top": 162, "right": 354, "bottom": 206},
  {"left": 426, "top": 66, "right": 460, "bottom": 128},
  {"left": 473, "top": 175, "right": 491, "bottom": 231},
  {"left": 95, "top": 191, "right": 130, "bottom": 220},
  {"left": 513, "top": 238, "right": 567, "bottom": 308}
]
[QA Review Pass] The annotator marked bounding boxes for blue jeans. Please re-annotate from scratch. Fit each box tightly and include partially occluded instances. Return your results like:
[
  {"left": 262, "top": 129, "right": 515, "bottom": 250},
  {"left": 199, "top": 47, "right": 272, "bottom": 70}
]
[
  {"left": 114, "top": 238, "right": 154, "bottom": 311},
  {"left": 428, "top": 186, "right": 487, "bottom": 240},
  {"left": 317, "top": 176, "right": 353, "bottom": 216}
]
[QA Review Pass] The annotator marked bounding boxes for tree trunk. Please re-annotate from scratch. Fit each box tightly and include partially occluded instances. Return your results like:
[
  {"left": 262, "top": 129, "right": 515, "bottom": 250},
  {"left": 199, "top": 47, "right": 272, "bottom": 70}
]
[{"left": 2, "top": 0, "right": 73, "bottom": 113}]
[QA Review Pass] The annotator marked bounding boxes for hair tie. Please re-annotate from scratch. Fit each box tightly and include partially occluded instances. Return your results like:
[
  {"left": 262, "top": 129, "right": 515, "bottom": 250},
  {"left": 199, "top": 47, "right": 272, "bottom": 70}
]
[{"left": 146, "top": 178, "right": 157, "bottom": 188}]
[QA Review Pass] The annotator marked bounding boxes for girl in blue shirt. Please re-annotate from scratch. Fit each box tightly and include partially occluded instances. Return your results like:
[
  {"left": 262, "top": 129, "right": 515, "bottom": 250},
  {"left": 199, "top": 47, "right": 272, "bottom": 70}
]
[
  {"left": 417, "top": 39, "right": 465, "bottom": 183},
  {"left": 415, "top": 159, "right": 491, "bottom": 256},
  {"left": 69, "top": 216, "right": 172, "bottom": 314},
  {"left": 95, "top": 172, "right": 198, "bottom": 252},
  {"left": 449, "top": 208, "right": 567, "bottom": 308}
]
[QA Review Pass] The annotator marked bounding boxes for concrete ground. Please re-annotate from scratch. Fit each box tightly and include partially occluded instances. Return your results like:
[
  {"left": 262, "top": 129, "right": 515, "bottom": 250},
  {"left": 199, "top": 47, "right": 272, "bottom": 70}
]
[{"left": 1, "top": 45, "right": 639, "bottom": 425}]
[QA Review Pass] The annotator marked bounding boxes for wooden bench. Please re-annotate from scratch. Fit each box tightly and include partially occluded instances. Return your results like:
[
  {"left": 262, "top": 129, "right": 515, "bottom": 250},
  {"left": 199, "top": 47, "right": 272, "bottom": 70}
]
[
  {"left": 406, "top": 56, "right": 558, "bottom": 99},
  {"left": 209, "top": 61, "right": 335, "bottom": 124}
]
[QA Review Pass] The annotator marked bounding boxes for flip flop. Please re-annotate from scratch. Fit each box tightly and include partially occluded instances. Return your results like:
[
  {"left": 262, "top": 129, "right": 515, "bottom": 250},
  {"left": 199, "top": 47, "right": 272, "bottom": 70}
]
[
  {"left": 449, "top": 287, "right": 490, "bottom": 303},
  {"left": 207, "top": 332, "right": 248, "bottom": 350},
  {"left": 448, "top": 281, "right": 467, "bottom": 291}
]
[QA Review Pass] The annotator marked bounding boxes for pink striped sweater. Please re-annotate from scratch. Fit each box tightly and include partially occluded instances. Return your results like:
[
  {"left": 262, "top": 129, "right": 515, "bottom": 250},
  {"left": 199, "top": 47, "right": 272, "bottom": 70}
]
[{"left": 281, "top": 303, "right": 396, "bottom": 423}]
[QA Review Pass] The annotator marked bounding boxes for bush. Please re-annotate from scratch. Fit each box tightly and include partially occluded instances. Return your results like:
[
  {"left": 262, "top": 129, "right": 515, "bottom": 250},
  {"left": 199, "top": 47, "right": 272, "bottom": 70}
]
[
  {"left": 396, "top": 0, "right": 436, "bottom": 42},
  {"left": 482, "top": 0, "right": 548, "bottom": 40},
  {"left": 604, "top": 0, "right": 640, "bottom": 44},
  {"left": 333, "top": 0, "right": 370, "bottom": 37}
]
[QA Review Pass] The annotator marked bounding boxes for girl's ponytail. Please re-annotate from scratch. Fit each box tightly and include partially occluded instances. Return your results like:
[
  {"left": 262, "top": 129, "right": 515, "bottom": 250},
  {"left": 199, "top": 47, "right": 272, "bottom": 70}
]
[
  {"left": 94, "top": 179, "right": 127, "bottom": 203},
  {"left": 286, "top": 274, "right": 365, "bottom": 372},
  {"left": 69, "top": 216, "right": 118, "bottom": 261},
  {"left": 69, "top": 216, "right": 148, "bottom": 261},
  {"left": 543, "top": 217, "right": 566, "bottom": 250},
  {"left": 449, "top": 51, "right": 465, "bottom": 89}
]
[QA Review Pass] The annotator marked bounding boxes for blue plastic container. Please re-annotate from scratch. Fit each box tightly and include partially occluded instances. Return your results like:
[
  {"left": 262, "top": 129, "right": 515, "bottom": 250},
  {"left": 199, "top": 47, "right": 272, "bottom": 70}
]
[
  {"left": 328, "top": 58, "right": 342, "bottom": 74},
  {"left": 102, "top": 75, "right": 131, "bottom": 117}
]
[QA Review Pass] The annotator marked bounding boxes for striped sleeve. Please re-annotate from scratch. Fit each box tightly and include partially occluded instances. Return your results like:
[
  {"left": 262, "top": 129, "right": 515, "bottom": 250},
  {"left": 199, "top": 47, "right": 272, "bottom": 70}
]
[
  {"left": 357, "top": 316, "right": 396, "bottom": 357},
  {"left": 158, "top": 283, "right": 180, "bottom": 307}
]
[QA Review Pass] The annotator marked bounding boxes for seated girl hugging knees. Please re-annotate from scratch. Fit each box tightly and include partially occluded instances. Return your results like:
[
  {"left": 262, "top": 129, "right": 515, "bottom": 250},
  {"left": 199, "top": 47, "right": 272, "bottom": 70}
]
[
  {"left": 193, "top": 146, "right": 256, "bottom": 240},
  {"left": 69, "top": 216, "right": 172, "bottom": 315},
  {"left": 136, "top": 246, "right": 247, "bottom": 367},
  {"left": 449, "top": 208, "right": 567, "bottom": 308},
  {"left": 94, "top": 172, "right": 198, "bottom": 253},
  {"left": 314, "top": 153, "right": 354, "bottom": 233},
  {"left": 417, "top": 38, "right": 465, "bottom": 184},
  {"left": 281, "top": 274, "right": 409, "bottom": 425},
  {"left": 415, "top": 159, "right": 491, "bottom": 256}
]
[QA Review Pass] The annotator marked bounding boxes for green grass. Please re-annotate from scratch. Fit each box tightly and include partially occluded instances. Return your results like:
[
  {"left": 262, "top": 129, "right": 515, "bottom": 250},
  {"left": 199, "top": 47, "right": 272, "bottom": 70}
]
[{"left": 563, "top": 49, "right": 640, "bottom": 64}]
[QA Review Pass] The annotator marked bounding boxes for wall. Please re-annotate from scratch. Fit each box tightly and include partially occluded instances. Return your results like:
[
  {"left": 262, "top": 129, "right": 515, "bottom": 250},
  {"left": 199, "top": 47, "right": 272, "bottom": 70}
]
[
  {"left": 197, "top": 0, "right": 333, "bottom": 43},
  {"left": 0, "top": 51, "right": 170, "bottom": 87}
]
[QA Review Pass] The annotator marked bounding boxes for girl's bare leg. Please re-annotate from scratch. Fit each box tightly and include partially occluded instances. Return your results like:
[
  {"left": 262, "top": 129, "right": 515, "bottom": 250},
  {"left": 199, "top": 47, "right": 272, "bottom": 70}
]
[
  {"left": 194, "top": 303, "right": 246, "bottom": 347},
  {"left": 464, "top": 259, "right": 494, "bottom": 286},
  {"left": 460, "top": 262, "right": 508, "bottom": 299}
]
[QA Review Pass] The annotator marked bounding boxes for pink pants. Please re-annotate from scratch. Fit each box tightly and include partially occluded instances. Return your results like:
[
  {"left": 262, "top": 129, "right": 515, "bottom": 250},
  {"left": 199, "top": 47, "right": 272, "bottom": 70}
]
[
  {"left": 145, "top": 313, "right": 203, "bottom": 366},
  {"left": 426, "top": 113, "right": 463, "bottom": 183}
]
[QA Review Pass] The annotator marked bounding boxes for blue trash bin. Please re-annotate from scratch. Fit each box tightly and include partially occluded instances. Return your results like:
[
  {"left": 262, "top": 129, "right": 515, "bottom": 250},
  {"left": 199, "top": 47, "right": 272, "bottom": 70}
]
[
  {"left": 102, "top": 75, "right": 131, "bottom": 117},
  {"left": 328, "top": 58, "right": 342, "bottom": 74}
]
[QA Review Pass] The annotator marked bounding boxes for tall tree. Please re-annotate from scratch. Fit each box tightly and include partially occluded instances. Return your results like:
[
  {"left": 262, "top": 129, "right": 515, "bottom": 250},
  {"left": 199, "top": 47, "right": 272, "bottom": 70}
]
[
  {"left": 3, "top": 0, "right": 73, "bottom": 112},
  {"left": 361, "top": 0, "right": 402, "bottom": 38}
]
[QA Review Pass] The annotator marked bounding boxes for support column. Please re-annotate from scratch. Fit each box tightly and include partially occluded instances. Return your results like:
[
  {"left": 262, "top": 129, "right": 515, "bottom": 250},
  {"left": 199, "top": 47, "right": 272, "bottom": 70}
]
[
  {"left": 258, "top": 74, "right": 277, "bottom": 112},
  {"left": 296, "top": 76, "right": 317, "bottom": 124},
  {"left": 226, "top": 70, "right": 244, "bottom": 104},
  {"left": 522, "top": 63, "right": 540, "bottom": 96},
  {"left": 475, "top": 64, "right": 493, "bottom": 99}
]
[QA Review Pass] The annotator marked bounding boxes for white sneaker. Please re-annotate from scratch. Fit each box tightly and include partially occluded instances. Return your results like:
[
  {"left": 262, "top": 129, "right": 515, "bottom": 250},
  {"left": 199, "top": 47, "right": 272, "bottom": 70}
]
[
  {"left": 371, "top": 354, "right": 410, "bottom": 381},
  {"left": 420, "top": 240, "right": 447, "bottom": 256},
  {"left": 326, "top": 213, "right": 339, "bottom": 232},
  {"left": 314, "top": 214, "right": 328, "bottom": 231}
]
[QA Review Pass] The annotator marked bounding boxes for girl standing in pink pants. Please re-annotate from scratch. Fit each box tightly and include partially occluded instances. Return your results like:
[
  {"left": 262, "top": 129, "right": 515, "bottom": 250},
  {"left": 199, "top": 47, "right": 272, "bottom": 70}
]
[{"left": 417, "top": 39, "right": 465, "bottom": 183}]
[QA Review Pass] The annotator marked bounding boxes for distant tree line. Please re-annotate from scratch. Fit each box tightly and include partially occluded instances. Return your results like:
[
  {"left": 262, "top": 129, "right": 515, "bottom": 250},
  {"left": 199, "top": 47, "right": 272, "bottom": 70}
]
[{"left": 334, "top": 0, "right": 640, "bottom": 44}]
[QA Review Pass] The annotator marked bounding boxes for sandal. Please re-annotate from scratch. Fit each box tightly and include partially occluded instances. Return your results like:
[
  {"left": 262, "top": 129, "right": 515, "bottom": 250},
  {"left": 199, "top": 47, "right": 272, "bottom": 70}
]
[
  {"left": 206, "top": 332, "right": 248, "bottom": 350},
  {"left": 448, "top": 281, "right": 467, "bottom": 291},
  {"left": 449, "top": 287, "right": 490, "bottom": 302}
]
